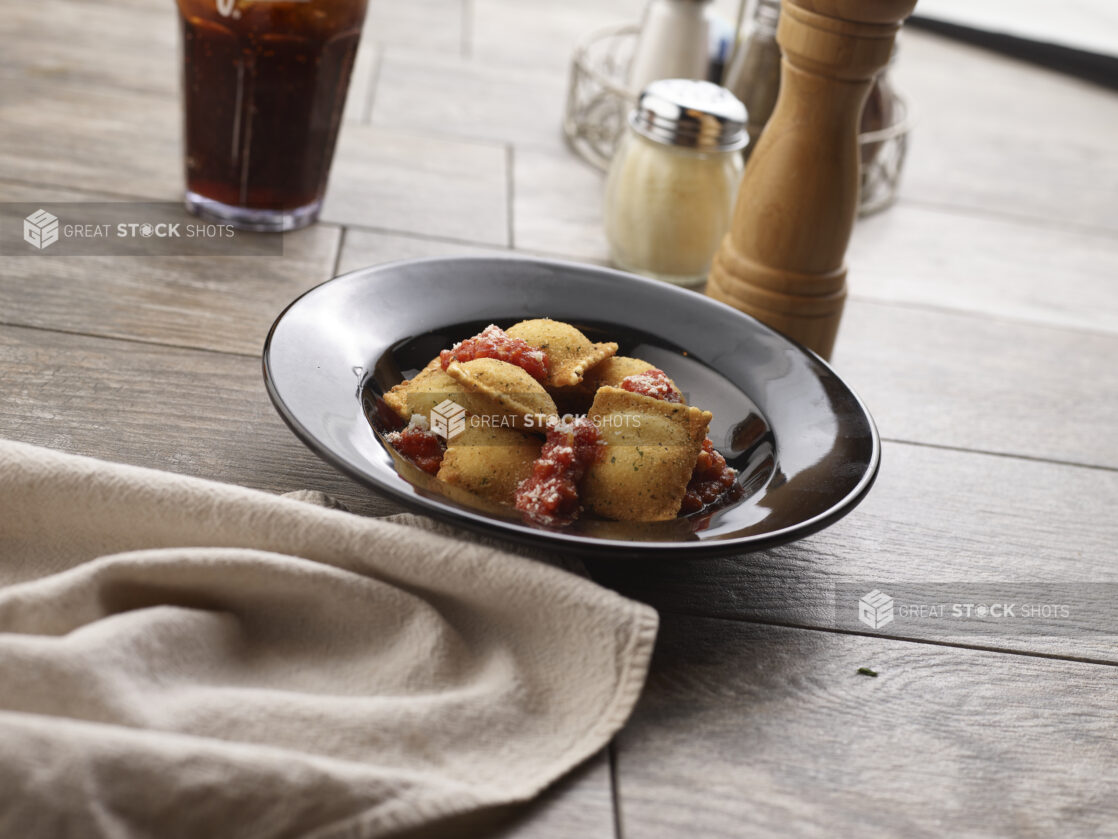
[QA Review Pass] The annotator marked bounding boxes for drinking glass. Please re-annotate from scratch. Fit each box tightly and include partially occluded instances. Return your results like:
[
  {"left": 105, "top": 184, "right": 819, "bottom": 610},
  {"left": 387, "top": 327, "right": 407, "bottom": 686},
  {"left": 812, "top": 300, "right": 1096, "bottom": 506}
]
[{"left": 176, "top": 0, "right": 368, "bottom": 231}]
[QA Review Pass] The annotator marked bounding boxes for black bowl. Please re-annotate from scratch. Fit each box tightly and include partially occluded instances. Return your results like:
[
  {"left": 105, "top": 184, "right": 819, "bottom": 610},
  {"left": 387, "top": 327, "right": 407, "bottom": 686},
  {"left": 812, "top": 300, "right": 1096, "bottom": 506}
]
[{"left": 263, "top": 256, "right": 879, "bottom": 558}]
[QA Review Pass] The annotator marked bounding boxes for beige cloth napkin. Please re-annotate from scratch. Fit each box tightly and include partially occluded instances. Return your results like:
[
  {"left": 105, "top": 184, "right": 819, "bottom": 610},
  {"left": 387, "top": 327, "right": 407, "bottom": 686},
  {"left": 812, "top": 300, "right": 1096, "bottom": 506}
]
[{"left": 0, "top": 441, "right": 657, "bottom": 838}]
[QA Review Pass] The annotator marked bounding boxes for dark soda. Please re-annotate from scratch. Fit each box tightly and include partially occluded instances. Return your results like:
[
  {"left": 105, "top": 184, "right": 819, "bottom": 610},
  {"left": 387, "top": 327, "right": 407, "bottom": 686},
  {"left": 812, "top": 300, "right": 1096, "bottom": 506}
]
[{"left": 176, "top": 0, "right": 367, "bottom": 230}]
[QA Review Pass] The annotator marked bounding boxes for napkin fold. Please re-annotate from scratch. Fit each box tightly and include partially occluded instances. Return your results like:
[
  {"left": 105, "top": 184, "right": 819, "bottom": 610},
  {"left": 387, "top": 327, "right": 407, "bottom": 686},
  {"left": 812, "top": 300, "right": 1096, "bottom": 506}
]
[{"left": 0, "top": 441, "right": 657, "bottom": 838}]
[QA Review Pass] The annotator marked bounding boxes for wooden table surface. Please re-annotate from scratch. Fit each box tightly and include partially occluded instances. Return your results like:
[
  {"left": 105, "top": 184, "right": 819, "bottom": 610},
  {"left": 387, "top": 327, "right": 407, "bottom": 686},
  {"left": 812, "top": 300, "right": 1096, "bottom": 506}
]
[{"left": 3, "top": 1, "right": 1117, "bottom": 836}]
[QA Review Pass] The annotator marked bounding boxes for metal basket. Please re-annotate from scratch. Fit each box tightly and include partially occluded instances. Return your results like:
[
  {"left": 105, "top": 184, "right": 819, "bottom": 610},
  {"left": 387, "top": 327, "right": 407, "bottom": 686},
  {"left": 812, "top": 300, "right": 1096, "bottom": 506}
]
[
  {"left": 562, "top": 24, "right": 640, "bottom": 172},
  {"left": 856, "top": 93, "right": 912, "bottom": 215},
  {"left": 562, "top": 24, "right": 912, "bottom": 215}
]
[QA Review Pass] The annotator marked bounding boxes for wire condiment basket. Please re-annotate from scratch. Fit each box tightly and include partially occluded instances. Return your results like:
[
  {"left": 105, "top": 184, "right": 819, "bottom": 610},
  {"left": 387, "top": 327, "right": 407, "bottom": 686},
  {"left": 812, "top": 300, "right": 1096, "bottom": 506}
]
[{"left": 562, "top": 24, "right": 913, "bottom": 215}]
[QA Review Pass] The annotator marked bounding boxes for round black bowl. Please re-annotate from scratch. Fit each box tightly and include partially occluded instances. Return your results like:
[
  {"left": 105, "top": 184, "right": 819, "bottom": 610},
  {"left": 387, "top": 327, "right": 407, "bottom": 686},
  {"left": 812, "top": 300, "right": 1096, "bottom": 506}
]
[{"left": 263, "top": 255, "right": 879, "bottom": 558}]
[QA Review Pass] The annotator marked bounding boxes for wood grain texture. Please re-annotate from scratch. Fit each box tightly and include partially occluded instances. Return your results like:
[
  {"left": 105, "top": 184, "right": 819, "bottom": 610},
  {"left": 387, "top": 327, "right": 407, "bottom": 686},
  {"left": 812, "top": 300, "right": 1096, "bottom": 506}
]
[
  {"left": 0, "top": 0, "right": 177, "bottom": 95},
  {"left": 322, "top": 125, "right": 509, "bottom": 246},
  {"left": 343, "top": 42, "right": 383, "bottom": 125},
  {"left": 588, "top": 441, "right": 1118, "bottom": 662},
  {"left": 0, "top": 0, "right": 392, "bottom": 138},
  {"left": 470, "top": 0, "right": 640, "bottom": 68},
  {"left": 388, "top": 750, "right": 615, "bottom": 839},
  {"left": 615, "top": 614, "right": 1118, "bottom": 838},
  {"left": 0, "top": 313, "right": 620, "bottom": 838},
  {"left": 0, "top": 0, "right": 447, "bottom": 104},
  {"left": 833, "top": 299, "right": 1118, "bottom": 467},
  {"left": 56, "top": 0, "right": 184, "bottom": 11},
  {"left": 513, "top": 147, "right": 610, "bottom": 260},
  {"left": 0, "top": 71, "right": 181, "bottom": 200},
  {"left": 337, "top": 226, "right": 606, "bottom": 277},
  {"left": 3, "top": 3, "right": 1118, "bottom": 837},
  {"left": 6, "top": 293, "right": 1114, "bottom": 666},
  {"left": 371, "top": 52, "right": 569, "bottom": 151},
  {"left": 0, "top": 324, "right": 396, "bottom": 517},
  {"left": 0, "top": 78, "right": 508, "bottom": 249},
  {"left": 470, "top": 0, "right": 740, "bottom": 68},
  {"left": 3, "top": 186, "right": 1113, "bottom": 471},
  {"left": 847, "top": 202, "right": 1118, "bottom": 335},
  {"left": 0, "top": 69, "right": 508, "bottom": 241},
  {"left": 0, "top": 183, "right": 341, "bottom": 356},
  {"left": 894, "top": 30, "right": 1118, "bottom": 232},
  {"left": 337, "top": 228, "right": 509, "bottom": 276},
  {"left": 313, "top": 226, "right": 1118, "bottom": 480},
  {"left": 364, "top": 0, "right": 467, "bottom": 58}
]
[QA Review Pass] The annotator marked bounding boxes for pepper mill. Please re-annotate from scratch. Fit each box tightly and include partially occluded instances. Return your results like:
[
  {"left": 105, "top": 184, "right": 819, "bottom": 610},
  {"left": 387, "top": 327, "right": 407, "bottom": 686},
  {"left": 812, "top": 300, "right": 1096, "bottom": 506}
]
[{"left": 705, "top": 0, "right": 917, "bottom": 359}]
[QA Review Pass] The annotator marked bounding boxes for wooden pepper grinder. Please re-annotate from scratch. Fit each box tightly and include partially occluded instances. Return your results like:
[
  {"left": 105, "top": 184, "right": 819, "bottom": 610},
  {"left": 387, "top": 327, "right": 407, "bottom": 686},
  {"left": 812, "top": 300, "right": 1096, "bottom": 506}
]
[{"left": 705, "top": 0, "right": 916, "bottom": 359}]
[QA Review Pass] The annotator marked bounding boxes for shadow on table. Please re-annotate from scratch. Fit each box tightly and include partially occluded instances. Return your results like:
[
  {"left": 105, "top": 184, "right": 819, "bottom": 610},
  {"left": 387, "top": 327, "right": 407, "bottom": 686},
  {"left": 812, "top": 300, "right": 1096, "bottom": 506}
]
[{"left": 585, "top": 545, "right": 835, "bottom": 629}]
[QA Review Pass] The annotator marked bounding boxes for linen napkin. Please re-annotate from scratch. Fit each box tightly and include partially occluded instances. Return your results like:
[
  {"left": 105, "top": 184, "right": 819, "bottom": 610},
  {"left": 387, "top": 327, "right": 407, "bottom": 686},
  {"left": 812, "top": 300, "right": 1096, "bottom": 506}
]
[{"left": 0, "top": 440, "right": 658, "bottom": 839}]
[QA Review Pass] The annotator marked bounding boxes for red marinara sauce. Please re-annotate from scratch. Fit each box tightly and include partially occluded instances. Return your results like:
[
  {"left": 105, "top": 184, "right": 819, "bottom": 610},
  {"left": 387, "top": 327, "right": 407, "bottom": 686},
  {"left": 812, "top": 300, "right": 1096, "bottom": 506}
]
[
  {"left": 679, "top": 438, "right": 738, "bottom": 514},
  {"left": 440, "top": 324, "right": 549, "bottom": 382},
  {"left": 619, "top": 369, "right": 681, "bottom": 403},
  {"left": 385, "top": 422, "right": 445, "bottom": 475},
  {"left": 515, "top": 418, "right": 604, "bottom": 528}
]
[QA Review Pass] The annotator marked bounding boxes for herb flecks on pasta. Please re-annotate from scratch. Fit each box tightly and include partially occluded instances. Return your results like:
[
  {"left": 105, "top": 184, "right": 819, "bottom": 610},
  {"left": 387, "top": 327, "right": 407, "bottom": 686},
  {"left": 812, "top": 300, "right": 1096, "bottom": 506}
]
[{"left": 379, "top": 320, "right": 738, "bottom": 526}]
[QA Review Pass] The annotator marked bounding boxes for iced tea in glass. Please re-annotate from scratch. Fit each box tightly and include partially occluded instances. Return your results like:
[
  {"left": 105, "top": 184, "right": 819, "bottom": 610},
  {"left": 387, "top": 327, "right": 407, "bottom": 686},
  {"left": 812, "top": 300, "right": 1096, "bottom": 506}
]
[{"left": 176, "top": 0, "right": 367, "bottom": 231}]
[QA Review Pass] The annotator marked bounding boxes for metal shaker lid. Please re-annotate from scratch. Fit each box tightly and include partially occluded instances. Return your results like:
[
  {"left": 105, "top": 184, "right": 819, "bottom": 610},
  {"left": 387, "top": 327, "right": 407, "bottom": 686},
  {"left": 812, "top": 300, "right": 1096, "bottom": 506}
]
[{"left": 630, "top": 79, "right": 748, "bottom": 152}]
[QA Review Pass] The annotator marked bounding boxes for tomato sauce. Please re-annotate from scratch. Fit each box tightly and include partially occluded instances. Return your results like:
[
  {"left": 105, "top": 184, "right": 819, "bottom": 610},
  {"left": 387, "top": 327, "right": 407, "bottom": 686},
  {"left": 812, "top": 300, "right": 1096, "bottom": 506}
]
[
  {"left": 619, "top": 368, "right": 682, "bottom": 403},
  {"left": 385, "top": 423, "right": 445, "bottom": 475},
  {"left": 440, "top": 324, "right": 549, "bottom": 382},
  {"left": 679, "top": 438, "right": 738, "bottom": 514},
  {"left": 515, "top": 418, "right": 604, "bottom": 527}
]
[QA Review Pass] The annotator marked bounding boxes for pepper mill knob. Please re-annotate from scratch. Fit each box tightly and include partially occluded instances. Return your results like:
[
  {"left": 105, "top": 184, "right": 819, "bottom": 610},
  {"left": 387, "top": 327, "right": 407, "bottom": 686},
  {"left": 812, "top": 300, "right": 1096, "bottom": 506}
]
[{"left": 705, "top": 0, "right": 917, "bottom": 359}]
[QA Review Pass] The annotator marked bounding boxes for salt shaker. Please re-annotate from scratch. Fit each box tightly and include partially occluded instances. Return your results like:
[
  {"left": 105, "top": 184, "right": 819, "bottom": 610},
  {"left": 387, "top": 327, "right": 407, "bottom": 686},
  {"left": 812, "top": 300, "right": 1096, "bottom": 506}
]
[
  {"left": 604, "top": 79, "right": 747, "bottom": 288},
  {"left": 628, "top": 0, "right": 716, "bottom": 94}
]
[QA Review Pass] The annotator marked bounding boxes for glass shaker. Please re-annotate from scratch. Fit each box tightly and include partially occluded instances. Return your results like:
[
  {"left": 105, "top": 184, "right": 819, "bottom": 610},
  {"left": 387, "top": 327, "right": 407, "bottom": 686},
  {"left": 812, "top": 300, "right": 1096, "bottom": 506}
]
[
  {"left": 722, "top": 0, "right": 781, "bottom": 163},
  {"left": 628, "top": 0, "right": 716, "bottom": 94},
  {"left": 604, "top": 79, "right": 747, "bottom": 289}
]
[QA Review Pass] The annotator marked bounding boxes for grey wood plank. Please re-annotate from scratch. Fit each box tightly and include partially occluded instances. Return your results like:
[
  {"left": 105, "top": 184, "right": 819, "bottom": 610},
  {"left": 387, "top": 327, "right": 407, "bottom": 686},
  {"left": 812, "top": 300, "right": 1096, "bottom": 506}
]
[
  {"left": 344, "top": 42, "right": 382, "bottom": 125},
  {"left": 0, "top": 324, "right": 396, "bottom": 517},
  {"left": 388, "top": 750, "right": 616, "bottom": 839},
  {"left": 62, "top": 0, "right": 171, "bottom": 10},
  {"left": 346, "top": 234, "right": 1118, "bottom": 471},
  {"left": 337, "top": 228, "right": 510, "bottom": 276},
  {"left": 894, "top": 30, "right": 1118, "bottom": 232},
  {"left": 471, "top": 0, "right": 642, "bottom": 70},
  {"left": 833, "top": 299, "right": 1118, "bottom": 468},
  {"left": 6, "top": 309, "right": 1113, "bottom": 665},
  {"left": 848, "top": 202, "right": 1118, "bottom": 335},
  {"left": 0, "top": 73, "right": 181, "bottom": 200},
  {"left": 0, "top": 0, "right": 177, "bottom": 95},
  {"left": 0, "top": 0, "right": 381, "bottom": 136},
  {"left": 370, "top": 52, "right": 570, "bottom": 152},
  {"left": 336, "top": 226, "right": 605, "bottom": 276},
  {"left": 364, "top": 0, "right": 467, "bottom": 58},
  {"left": 0, "top": 0, "right": 411, "bottom": 113},
  {"left": 0, "top": 323, "right": 619, "bottom": 839},
  {"left": 0, "top": 183, "right": 341, "bottom": 357},
  {"left": 587, "top": 441, "right": 1118, "bottom": 662},
  {"left": 0, "top": 319, "right": 618, "bottom": 838},
  {"left": 912, "top": 0, "right": 1118, "bottom": 58},
  {"left": 0, "top": 71, "right": 509, "bottom": 246},
  {"left": 614, "top": 614, "right": 1118, "bottom": 838},
  {"left": 3, "top": 187, "right": 1113, "bottom": 470},
  {"left": 513, "top": 147, "right": 609, "bottom": 261},
  {"left": 322, "top": 125, "right": 510, "bottom": 246},
  {"left": 469, "top": 0, "right": 746, "bottom": 71}
]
